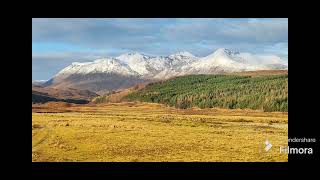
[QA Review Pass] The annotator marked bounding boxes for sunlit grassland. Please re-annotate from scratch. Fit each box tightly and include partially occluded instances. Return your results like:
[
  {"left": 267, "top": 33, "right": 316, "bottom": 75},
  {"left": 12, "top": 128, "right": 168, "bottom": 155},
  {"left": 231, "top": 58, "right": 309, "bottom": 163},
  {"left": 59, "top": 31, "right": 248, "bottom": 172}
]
[{"left": 32, "top": 102, "right": 288, "bottom": 162}]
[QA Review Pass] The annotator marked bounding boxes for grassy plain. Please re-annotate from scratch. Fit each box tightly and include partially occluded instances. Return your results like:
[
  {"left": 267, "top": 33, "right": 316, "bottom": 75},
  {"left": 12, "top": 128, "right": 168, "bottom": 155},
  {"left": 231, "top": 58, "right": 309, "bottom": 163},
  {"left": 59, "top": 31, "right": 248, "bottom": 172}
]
[{"left": 32, "top": 102, "right": 288, "bottom": 162}]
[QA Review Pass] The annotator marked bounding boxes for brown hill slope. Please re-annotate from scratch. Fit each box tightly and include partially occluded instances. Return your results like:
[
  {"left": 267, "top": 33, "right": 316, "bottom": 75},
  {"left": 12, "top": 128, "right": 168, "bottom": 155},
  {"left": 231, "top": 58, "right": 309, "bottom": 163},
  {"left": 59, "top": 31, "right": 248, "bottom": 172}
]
[
  {"left": 32, "top": 86, "right": 98, "bottom": 100},
  {"left": 92, "top": 83, "right": 146, "bottom": 103},
  {"left": 32, "top": 86, "right": 98, "bottom": 104},
  {"left": 228, "top": 70, "right": 288, "bottom": 76}
]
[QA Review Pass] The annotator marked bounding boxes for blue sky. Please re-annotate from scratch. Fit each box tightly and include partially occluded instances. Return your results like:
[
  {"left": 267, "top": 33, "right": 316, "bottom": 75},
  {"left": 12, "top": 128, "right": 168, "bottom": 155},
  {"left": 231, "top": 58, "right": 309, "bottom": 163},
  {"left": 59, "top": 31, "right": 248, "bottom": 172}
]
[{"left": 32, "top": 18, "right": 288, "bottom": 80}]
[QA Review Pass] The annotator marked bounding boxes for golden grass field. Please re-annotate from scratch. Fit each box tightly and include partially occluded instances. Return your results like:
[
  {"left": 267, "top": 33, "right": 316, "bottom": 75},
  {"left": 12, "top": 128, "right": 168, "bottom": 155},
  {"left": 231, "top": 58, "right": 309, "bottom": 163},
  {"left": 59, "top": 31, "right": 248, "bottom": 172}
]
[{"left": 32, "top": 102, "right": 288, "bottom": 162}]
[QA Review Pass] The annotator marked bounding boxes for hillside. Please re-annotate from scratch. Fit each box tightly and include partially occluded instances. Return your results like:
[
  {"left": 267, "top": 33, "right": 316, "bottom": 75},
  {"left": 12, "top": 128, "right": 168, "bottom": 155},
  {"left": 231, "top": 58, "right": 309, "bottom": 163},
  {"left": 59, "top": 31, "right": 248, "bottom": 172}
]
[
  {"left": 32, "top": 91, "right": 90, "bottom": 104},
  {"left": 32, "top": 86, "right": 98, "bottom": 104},
  {"left": 92, "top": 83, "right": 147, "bottom": 103},
  {"left": 227, "top": 69, "right": 288, "bottom": 77},
  {"left": 124, "top": 72, "right": 288, "bottom": 112}
]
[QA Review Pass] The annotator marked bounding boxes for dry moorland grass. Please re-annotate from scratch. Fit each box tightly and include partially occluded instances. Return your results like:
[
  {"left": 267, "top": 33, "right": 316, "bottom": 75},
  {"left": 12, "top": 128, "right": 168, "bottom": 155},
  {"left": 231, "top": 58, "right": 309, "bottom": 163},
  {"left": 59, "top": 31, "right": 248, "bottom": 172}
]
[
  {"left": 32, "top": 102, "right": 288, "bottom": 162},
  {"left": 228, "top": 70, "right": 288, "bottom": 77}
]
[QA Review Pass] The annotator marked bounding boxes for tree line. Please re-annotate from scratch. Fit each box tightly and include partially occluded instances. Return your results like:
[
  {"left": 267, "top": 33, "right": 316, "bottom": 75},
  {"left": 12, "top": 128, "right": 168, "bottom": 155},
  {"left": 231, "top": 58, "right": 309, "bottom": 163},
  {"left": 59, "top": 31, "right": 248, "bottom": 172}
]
[{"left": 125, "top": 74, "right": 288, "bottom": 112}]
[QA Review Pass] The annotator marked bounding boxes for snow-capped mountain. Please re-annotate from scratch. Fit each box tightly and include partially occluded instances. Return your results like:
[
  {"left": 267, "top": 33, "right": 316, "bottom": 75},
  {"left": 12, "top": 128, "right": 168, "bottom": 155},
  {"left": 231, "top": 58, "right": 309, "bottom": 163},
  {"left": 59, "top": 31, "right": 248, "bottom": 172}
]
[
  {"left": 168, "top": 51, "right": 197, "bottom": 69},
  {"left": 45, "top": 48, "right": 287, "bottom": 93},
  {"left": 55, "top": 58, "right": 139, "bottom": 77},
  {"left": 189, "top": 49, "right": 288, "bottom": 75},
  {"left": 183, "top": 48, "right": 267, "bottom": 73},
  {"left": 116, "top": 52, "right": 169, "bottom": 78}
]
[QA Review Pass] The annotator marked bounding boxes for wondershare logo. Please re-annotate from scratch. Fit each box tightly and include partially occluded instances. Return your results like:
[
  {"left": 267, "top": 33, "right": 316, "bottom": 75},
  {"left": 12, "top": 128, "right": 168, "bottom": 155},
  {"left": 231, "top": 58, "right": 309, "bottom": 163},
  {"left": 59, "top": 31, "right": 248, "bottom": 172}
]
[{"left": 264, "top": 139, "right": 272, "bottom": 152}]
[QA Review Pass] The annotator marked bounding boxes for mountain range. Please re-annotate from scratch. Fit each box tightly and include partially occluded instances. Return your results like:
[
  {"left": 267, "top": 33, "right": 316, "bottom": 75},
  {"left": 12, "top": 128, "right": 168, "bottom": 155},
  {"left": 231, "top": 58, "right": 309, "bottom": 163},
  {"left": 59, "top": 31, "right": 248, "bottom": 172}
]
[{"left": 41, "top": 48, "right": 288, "bottom": 94}]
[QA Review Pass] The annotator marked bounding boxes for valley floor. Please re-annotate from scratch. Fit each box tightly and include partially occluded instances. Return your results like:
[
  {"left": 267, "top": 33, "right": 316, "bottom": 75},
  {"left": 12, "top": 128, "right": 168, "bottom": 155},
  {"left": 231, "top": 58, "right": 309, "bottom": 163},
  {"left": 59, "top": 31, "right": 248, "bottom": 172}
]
[{"left": 32, "top": 102, "right": 288, "bottom": 162}]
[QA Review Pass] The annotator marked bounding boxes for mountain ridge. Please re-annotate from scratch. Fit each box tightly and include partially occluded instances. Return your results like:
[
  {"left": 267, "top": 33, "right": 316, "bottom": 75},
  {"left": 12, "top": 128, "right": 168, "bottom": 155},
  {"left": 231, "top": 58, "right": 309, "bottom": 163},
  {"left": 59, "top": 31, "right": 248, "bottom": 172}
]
[{"left": 44, "top": 48, "right": 288, "bottom": 93}]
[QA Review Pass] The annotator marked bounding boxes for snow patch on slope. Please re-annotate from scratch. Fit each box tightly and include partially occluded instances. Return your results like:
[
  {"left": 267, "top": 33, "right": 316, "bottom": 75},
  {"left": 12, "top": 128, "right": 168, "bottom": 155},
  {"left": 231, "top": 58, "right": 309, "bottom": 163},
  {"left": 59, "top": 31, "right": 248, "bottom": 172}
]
[{"left": 55, "top": 58, "right": 138, "bottom": 78}]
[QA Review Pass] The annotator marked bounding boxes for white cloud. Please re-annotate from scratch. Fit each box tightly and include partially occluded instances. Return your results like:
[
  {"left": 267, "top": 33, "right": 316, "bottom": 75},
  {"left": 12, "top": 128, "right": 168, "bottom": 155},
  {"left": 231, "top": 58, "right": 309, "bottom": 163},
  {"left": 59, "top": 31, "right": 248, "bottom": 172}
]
[{"left": 32, "top": 18, "right": 288, "bottom": 79}]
